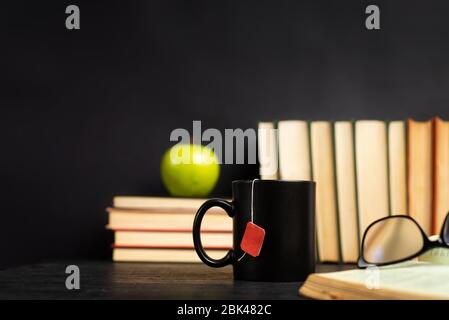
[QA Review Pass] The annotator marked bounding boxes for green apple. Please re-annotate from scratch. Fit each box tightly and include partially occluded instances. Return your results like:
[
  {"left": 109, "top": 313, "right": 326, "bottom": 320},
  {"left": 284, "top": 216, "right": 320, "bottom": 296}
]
[{"left": 160, "top": 144, "right": 220, "bottom": 197}]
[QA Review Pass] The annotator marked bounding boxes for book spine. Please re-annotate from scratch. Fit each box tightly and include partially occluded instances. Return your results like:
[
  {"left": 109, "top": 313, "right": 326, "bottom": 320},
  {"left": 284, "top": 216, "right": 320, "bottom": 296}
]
[
  {"left": 406, "top": 118, "right": 412, "bottom": 217},
  {"left": 258, "top": 122, "right": 279, "bottom": 179},
  {"left": 351, "top": 120, "right": 361, "bottom": 257},
  {"left": 382, "top": 121, "right": 390, "bottom": 219},
  {"left": 308, "top": 120, "right": 320, "bottom": 264},
  {"left": 431, "top": 117, "right": 437, "bottom": 234},
  {"left": 331, "top": 121, "right": 343, "bottom": 264}
]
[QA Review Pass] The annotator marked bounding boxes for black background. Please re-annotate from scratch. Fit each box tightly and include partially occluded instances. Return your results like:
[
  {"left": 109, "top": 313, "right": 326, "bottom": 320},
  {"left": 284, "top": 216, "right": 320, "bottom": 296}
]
[{"left": 1, "top": 0, "right": 448, "bottom": 269}]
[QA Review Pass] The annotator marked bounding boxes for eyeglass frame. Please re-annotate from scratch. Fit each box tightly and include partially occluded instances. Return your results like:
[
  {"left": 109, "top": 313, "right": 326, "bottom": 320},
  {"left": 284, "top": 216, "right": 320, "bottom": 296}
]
[{"left": 358, "top": 212, "right": 449, "bottom": 268}]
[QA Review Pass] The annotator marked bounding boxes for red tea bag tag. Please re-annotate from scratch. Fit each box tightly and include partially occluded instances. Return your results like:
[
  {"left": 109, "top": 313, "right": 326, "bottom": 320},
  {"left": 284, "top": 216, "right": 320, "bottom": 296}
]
[{"left": 240, "top": 222, "right": 265, "bottom": 257}]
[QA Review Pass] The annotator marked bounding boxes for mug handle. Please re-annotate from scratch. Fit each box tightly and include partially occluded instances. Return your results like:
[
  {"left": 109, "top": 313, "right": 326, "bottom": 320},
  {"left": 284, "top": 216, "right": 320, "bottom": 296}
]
[{"left": 193, "top": 199, "right": 234, "bottom": 267}]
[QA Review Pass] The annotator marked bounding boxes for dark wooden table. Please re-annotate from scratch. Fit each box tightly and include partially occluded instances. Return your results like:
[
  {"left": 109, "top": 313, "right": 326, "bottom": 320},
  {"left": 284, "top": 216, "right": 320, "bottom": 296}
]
[{"left": 0, "top": 261, "right": 354, "bottom": 299}]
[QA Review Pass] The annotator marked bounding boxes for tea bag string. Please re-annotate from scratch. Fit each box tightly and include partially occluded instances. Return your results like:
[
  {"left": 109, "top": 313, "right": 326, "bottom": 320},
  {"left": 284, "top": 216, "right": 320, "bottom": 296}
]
[{"left": 237, "top": 178, "right": 259, "bottom": 262}]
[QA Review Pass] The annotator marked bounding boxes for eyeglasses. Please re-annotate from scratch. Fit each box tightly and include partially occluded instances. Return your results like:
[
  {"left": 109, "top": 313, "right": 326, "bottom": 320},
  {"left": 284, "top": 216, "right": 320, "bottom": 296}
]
[{"left": 358, "top": 212, "right": 449, "bottom": 268}]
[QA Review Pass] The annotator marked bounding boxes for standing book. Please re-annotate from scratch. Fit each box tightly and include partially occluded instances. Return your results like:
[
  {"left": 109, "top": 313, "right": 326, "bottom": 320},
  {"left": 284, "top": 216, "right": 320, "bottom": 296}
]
[
  {"left": 407, "top": 119, "right": 433, "bottom": 234},
  {"left": 258, "top": 122, "right": 279, "bottom": 180},
  {"left": 278, "top": 120, "right": 311, "bottom": 181},
  {"left": 355, "top": 120, "right": 390, "bottom": 236},
  {"left": 310, "top": 121, "right": 340, "bottom": 262},
  {"left": 334, "top": 121, "right": 359, "bottom": 263},
  {"left": 432, "top": 117, "right": 449, "bottom": 233},
  {"left": 388, "top": 121, "right": 407, "bottom": 215}
]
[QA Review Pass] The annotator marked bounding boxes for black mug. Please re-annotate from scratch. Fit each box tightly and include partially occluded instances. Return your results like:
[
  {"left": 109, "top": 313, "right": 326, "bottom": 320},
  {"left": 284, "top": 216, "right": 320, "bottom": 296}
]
[{"left": 193, "top": 180, "right": 315, "bottom": 282}]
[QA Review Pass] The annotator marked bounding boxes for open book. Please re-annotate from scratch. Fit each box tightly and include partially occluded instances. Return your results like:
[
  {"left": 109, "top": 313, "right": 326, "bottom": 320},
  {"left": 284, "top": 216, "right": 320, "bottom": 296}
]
[{"left": 299, "top": 261, "right": 449, "bottom": 299}]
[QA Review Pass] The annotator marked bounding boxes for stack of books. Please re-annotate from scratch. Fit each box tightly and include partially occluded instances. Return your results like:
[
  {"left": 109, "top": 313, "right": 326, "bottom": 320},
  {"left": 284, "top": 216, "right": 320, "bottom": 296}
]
[
  {"left": 108, "top": 196, "right": 232, "bottom": 262},
  {"left": 258, "top": 117, "right": 449, "bottom": 263}
]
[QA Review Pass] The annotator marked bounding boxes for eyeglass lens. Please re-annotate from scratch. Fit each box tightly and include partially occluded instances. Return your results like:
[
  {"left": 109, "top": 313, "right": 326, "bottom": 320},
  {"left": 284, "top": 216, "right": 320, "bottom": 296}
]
[{"left": 363, "top": 217, "right": 424, "bottom": 265}]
